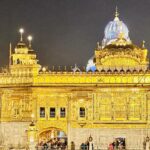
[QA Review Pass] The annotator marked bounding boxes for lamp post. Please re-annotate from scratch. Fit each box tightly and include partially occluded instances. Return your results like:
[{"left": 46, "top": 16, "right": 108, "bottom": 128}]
[
  {"left": 26, "top": 114, "right": 38, "bottom": 150},
  {"left": 27, "top": 35, "right": 33, "bottom": 48},
  {"left": 19, "top": 28, "right": 24, "bottom": 41},
  {"left": 88, "top": 135, "right": 94, "bottom": 150}
]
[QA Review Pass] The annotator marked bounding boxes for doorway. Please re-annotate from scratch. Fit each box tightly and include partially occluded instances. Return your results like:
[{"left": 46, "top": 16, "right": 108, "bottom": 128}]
[{"left": 38, "top": 127, "right": 67, "bottom": 149}]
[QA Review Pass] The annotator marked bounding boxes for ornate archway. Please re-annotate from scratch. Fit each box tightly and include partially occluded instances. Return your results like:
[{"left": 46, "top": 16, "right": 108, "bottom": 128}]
[{"left": 38, "top": 127, "right": 67, "bottom": 143}]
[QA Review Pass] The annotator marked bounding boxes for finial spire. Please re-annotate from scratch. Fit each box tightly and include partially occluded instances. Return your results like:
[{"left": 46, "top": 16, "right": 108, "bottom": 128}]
[
  {"left": 52, "top": 66, "right": 55, "bottom": 71},
  {"left": 58, "top": 66, "right": 61, "bottom": 70},
  {"left": 31, "top": 114, "right": 34, "bottom": 122},
  {"left": 115, "top": 6, "right": 119, "bottom": 17},
  {"left": 19, "top": 28, "right": 24, "bottom": 41},
  {"left": 114, "top": 6, "right": 119, "bottom": 21},
  {"left": 142, "top": 40, "right": 145, "bottom": 49},
  {"left": 64, "top": 66, "right": 67, "bottom": 71},
  {"left": 97, "top": 42, "right": 101, "bottom": 49},
  {"left": 27, "top": 35, "right": 33, "bottom": 48},
  {"left": 9, "top": 43, "right": 12, "bottom": 67}
]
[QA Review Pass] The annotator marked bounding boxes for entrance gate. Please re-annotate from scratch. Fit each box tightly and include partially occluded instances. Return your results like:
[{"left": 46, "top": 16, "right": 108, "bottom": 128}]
[{"left": 37, "top": 127, "right": 67, "bottom": 149}]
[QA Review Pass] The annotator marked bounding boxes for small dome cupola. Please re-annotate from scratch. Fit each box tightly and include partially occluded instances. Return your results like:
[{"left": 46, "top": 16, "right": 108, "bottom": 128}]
[
  {"left": 86, "top": 56, "right": 97, "bottom": 72},
  {"left": 27, "top": 35, "right": 35, "bottom": 53},
  {"left": 10, "top": 28, "right": 41, "bottom": 76},
  {"left": 102, "top": 7, "right": 130, "bottom": 47},
  {"left": 15, "top": 28, "right": 28, "bottom": 54}
]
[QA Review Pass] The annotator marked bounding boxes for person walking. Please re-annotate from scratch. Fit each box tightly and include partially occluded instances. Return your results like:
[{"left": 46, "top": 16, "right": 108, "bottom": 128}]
[
  {"left": 71, "top": 141, "right": 75, "bottom": 150},
  {"left": 108, "top": 143, "right": 114, "bottom": 150}
]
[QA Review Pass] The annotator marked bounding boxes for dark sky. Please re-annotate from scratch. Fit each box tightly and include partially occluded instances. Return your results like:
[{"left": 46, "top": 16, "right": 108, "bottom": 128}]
[{"left": 0, "top": 0, "right": 150, "bottom": 68}]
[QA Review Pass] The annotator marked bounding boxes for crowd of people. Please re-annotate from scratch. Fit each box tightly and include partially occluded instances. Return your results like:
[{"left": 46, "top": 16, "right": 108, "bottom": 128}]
[
  {"left": 35, "top": 137, "right": 125, "bottom": 150},
  {"left": 36, "top": 138, "right": 67, "bottom": 150},
  {"left": 80, "top": 141, "right": 90, "bottom": 150},
  {"left": 108, "top": 138, "right": 125, "bottom": 150},
  {"left": 80, "top": 139, "right": 94, "bottom": 150}
]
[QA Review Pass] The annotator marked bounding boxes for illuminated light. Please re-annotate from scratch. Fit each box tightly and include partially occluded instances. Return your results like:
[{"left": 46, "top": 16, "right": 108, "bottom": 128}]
[
  {"left": 28, "top": 35, "right": 32, "bottom": 41},
  {"left": 30, "top": 137, "right": 34, "bottom": 143},
  {"left": 27, "top": 35, "right": 33, "bottom": 48},
  {"left": 142, "top": 40, "right": 145, "bottom": 49},
  {"left": 42, "top": 67, "right": 46, "bottom": 72},
  {"left": 31, "top": 113, "right": 34, "bottom": 119},
  {"left": 51, "top": 130, "right": 54, "bottom": 139},
  {"left": 131, "top": 88, "right": 139, "bottom": 92},
  {"left": 102, "top": 89, "right": 109, "bottom": 92},
  {"left": 19, "top": 28, "right": 24, "bottom": 34},
  {"left": 19, "top": 28, "right": 24, "bottom": 41},
  {"left": 79, "top": 99, "right": 84, "bottom": 103}
]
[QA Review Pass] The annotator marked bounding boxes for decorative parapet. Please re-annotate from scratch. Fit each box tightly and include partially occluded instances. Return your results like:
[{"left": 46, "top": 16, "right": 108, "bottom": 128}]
[
  {"left": 0, "top": 73, "right": 33, "bottom": 87},
  {"left": 0, "top": 71, "right": 150, "bottom": 87},
  {"left": 33, "top": 72, "right": 150, "bottom": 86}
]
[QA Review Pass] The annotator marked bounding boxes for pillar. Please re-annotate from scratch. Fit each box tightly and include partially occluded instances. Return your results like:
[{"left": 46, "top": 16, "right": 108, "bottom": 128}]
[{"left": 27, "top": 121, "right": 38, "bottom": 150}]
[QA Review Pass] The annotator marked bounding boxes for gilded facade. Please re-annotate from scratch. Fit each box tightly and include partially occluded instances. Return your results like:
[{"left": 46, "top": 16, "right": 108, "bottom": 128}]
[{"left": 0, "top": 9, "right": 150, "bottom": 149}]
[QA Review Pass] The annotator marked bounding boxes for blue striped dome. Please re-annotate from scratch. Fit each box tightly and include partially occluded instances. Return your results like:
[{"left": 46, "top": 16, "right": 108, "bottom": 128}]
[{"left": 102, "top": 16, "right": 130, "bottom": 46}]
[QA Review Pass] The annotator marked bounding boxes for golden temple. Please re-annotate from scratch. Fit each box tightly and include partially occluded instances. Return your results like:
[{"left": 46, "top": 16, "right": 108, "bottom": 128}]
[{"left": 0, "top": 8, "right": 150, "bottom": 149}]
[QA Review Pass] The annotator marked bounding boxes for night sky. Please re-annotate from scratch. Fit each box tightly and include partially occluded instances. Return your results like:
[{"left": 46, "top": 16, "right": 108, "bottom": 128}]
[{"left": 0, "top": 0, "right": 150, "bottom": 68}]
